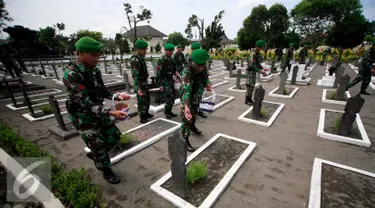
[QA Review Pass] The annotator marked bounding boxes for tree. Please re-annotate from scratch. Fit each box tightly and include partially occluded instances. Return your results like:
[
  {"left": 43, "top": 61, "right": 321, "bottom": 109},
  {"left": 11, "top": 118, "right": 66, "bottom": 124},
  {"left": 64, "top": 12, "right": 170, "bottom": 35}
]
[
  {"left": 115, "top": 33, "right": 130, "bottom": 54},
  {"left": 237, "top": 4, "right": 289, "bottom": 50},
  {"left": 185, "top": 14, "right": 204, "bottom": 40},
  {"left": 202, "top": 10, "right": 225, "bottom": 51},
  {"left": 54, "top": 22, "right": 65, "bottom": 35},
  {"left": 154, "top": 42, "right": 161, "bottom": 53},
  {"left": 168, "top": 32, "right": 189, "bottom": 48},
  {"left": 121, "top": 3, "right": 152, "bottom": 48},
  {"left": 0, "top": 0, "right": 12, "bottom": 29},
  {"left": 75, "top": 30, "right": 103, "bottom": 41},
  {"left": 102, "top": 38, "right": 117, "bottom": 54},
  {"left": 37, "top": 26, "right": 57, "bottom": 48}
]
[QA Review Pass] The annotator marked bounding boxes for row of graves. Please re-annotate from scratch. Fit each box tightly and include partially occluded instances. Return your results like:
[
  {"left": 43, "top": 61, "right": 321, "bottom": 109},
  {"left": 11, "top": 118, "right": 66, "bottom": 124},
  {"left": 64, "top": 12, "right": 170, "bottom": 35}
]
[{"left": 1, "top": 54, "right": 372, "bottom": 208}]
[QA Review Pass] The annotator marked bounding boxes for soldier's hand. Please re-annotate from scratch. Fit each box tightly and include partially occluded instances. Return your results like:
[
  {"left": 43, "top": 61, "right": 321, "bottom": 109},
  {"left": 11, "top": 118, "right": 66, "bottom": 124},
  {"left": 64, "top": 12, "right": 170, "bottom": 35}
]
[
  {"left": 205, "top": 84, "right": 212, "bottom": 91},
  {"left": 184, "top": 105, "right": 192, "bottom": 121},
  {"left": 118, "top": 93, "right": 130, "bottom": 100},
  {"left": 159, "top": 86, "right": 164, "bottom": 92},
  {"left": 110, "top": 110, "right": 127, "bottom": 119},
  {"left": 137, "top": 90, "right": 144, "bottom": 96},
  {"left": 371, "top": 68, "right": 375, "bottom": 75}
]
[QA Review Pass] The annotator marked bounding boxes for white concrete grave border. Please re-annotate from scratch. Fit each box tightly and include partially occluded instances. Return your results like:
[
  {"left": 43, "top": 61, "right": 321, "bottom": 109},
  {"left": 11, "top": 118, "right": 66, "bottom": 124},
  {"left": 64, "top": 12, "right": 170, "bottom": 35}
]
[
  {"left": 228, "top": 82, "right": 246, "bottom": 92},
  {"left": 210, "top": 79, "right": 229, "bottom": 89},
  {"left": 84, "top": 118, "right": 181, "bottom": 165},
  {"left": 6, "top": 97, "right": 67, "bottom": 111},
  {"left": 308, "top": 158, "right": 375, "bottom": 208},
  {"left": 208, "top": 72, "right": 224, "bottom": 79},
  {"left": 268, "top": 86, "right": 299, "bottom": 99},
  {"left": 135, "top": 99, "right": 181, "bottom": 113},
  {"left": 321, "top": 89, "right": 351, "bottom": 105},
  {"left": 260, "top": 74, "right": 274, "bottom": 82},
  {"left": 150, "top": 133, "right": 257, "bottom": 208},
  {"left": 0, "top": 88, "right": 62, "bottom": 102},
  {"left": 22, "top": 105, "right": 68, "bottom": 122},
  {"left": 202, "top": 94, "right": 235, "bottom": 111},
  {"left": 238, "top": 101, "right": 285, "bottom": 127},
  {"left": 317, "top": 109, "right": 370, "bottom": 147},
  {"left": 0, "top": 148, "right": 64, "bottom": 208}
]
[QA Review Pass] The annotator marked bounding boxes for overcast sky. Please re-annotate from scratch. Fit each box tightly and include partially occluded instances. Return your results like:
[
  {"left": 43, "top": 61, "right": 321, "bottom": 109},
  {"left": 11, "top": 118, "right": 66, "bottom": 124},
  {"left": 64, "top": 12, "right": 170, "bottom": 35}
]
[{"left": 4, "top": 0, "right": 375, "bottom": 40}]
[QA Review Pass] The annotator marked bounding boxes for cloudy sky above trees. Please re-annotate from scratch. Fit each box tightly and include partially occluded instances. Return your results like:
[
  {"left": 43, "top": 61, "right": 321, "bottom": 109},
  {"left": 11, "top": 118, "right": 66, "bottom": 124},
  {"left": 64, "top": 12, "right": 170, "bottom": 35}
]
[{"left": 5, "top": 0, "right": 375, "bottom": 39}]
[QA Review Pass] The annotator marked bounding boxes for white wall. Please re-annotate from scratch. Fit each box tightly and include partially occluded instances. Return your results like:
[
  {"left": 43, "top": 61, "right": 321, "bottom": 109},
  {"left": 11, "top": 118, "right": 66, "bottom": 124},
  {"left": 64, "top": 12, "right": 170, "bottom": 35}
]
[{"left": 126, "top": 37, "right": 164, "bottom": 53}]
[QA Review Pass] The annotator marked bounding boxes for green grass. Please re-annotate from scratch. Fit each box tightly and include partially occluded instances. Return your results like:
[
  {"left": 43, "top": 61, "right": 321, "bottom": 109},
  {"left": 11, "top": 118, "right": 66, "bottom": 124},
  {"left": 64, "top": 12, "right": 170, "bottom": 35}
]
[
  {"left": 335, "top": 114, "right": 342, "bottom": 129},
  {"left": 259, "top": 107, "right": 266, "bottom": 117},
  {"left": 328, "top": 91, "right": 337, "bottom": 100},
  {"left": 186, "top": 161, "right": 208, "bottom": 184},
  {"left": 40, "top": 104, "right": 52, "bottom": 114},
  {"left": 283, "top": 88, "right": 289, "bottom": 95},
  {"left": 119, "top": 133, "right": 136, "bottom": 145}
]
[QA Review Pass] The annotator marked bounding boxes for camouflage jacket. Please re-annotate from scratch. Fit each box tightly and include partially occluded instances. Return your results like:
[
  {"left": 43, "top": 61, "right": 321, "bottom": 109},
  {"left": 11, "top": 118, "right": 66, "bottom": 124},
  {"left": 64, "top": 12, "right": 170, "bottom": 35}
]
[
  {"left": 185, "top": 53, "right": 192, "bottom": 67},
  {"left": 130, "top": 54, "right": 149, "bottom": 92},
  {"left": 181, "top": 66, "right": 210, "bottom": 106},
  {"left": 248, "top": 50, "right": 263, "bottom": 72},
  {"left": 156, "top": 54, "right": 176, "bottom": 85},
  {"left": 300, "top": 48, "right": 308, "bottom": 58},
  {"left": 360, "top": 48, "right": 375, "bottom": 74},
  {"left": 283, "top": 48, "right": 294, "bottom": 64},
  {"left": 63, "top": 62, "right": 114, "bottom": 130},
  {"left": 173, "top": 52, "right": 186, "bottom": 68}
]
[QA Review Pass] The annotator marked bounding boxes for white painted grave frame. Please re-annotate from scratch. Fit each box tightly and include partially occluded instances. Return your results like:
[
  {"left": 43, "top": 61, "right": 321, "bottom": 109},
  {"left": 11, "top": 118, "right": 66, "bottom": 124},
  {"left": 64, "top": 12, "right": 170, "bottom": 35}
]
[
  {"left": 238, "top": 101, "right": 285, "bottom": 127},
  {"left": 268, "top": 86, "right": 299, "bottom": 99}
]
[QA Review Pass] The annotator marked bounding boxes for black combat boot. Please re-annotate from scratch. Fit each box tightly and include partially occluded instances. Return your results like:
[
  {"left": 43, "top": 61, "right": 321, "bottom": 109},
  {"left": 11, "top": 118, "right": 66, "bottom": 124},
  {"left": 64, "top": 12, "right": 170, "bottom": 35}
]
[
  {"left": 103, "top": 167, "right": 121, "bottom": 184},
  {"left": 191, "top": 124, "right": 202, "bottom": 135},
  {"left": 198, "top": 111, "right": 207, "bottom": 118},
  {"left": 165, "top": 111, "right": 172, "bottom": 119},
  {"left": 169, "top": 111, "right": 177, "bottom": 117},
  {"left": 140, "top": 116, "right": 148, "bottom": 123},
  {"left": 185, "top": 137, "right": 196, "bottom": 152},
  {"left": 245, "top": 96, "right": 253, "bottom": 106},
  {"left": 146, "top": 113, "right": 153, "bottom": 118},
  {"left": 86, "top": 152, "right": 93, "bottom": 159},
  {"left": 360, "top": 90, "right": 370, "bottom": 95}
]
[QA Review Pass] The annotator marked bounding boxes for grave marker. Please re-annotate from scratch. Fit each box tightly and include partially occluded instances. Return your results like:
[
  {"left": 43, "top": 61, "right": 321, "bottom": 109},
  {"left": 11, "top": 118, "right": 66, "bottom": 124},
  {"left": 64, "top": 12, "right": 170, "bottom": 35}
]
[
  {"left": 30, "top": 61, "right": 37, "bottom": 75},
  {"left": 271, "top": 60, "right": 277, "bottom": 73},
  {"left": 52, "top": 64, "right": 59, "bottom": 80},
  {"left": 336, "top": 74, "right": 350, "bottom": 100},
  {"left": 123, "top": 72, "right": 131, "bottom": 94},
  {"left": 236, "top": 68, "right": 242, "bottom": 89},
  {"left": 333, "top": 66, "right": 345, "bottom": 88},
  {"left": 60, "top": 58, "right": 64, "bottom": 66},
  {"left": 19, "top": 80, "right": 35, "bottom": 117},
  {"left": 236, "top": 56, "right": 240, "bottom": 64},
  {"left": 339, "top": 94, "right": 365, "bottom": 135},
  {"left": 119, "top": 60, "right": 123, "bottom": 75},
  {"left": 241, "top": 59, "right": 244, "bottom": 67},
  {"left": 291, "top": 65, "right": 298, "bottom": 85},
  {"left": 3, "top": 78, "right": 17, "bottom": 106},
  {"left": 252, "top": 85, "right": 265, "bottom": 119},
  {"left": 112, "top": 56, "right": 115, "bottom": 64},
  {"left": 168, "top": 130, "right": 188, "bottom": 198},
  {"left": 103, "top": 57, "right": 108, "bottom": 74},
  {"left": 49, "top": 95, "right": 66, "bottom": 131},
  {"left": 39, "top": 58, "right": 47, "bottom": 77},
  {"left": 277, "top": 71, "right": 288, "bottom": 94}
]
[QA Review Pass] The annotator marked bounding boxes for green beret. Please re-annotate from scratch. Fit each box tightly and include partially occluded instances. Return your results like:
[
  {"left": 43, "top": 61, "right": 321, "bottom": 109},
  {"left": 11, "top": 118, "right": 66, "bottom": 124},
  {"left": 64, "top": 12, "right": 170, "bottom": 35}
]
[
  {"left": 191, "top": 42, "right": 201, "bottom": 50},
  {"left": 303, "top": 44, "right": 308, "bottom": 47},
  {"left": 255, "top": 40, "right": 265, "bottom": 47},
  {"left": 372, "top": 40, "right": 375, "bottom": 45},
  {"left": 176, "top": 44, "right": 182, "bottom": 48},
  {"left": 164, "top": 43, "right": 175, "bottom": 50},
  {"left": 191, "top": 49, "right": 209, "bottom": 65},
  {"left": 135, "top": 40, "right": 148, "bottom": 49},
  {"left": 289, "top": 43, "right": 295, "bottom": 47},
  {"left": 75, "top": 37, "right": 102, "bottom": 52}
]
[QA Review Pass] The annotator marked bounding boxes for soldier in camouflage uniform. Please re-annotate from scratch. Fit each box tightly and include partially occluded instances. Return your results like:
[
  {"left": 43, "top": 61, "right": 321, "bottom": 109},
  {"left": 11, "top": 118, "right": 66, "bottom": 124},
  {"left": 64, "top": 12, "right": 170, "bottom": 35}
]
[
  {"left": 181, "top": 49, "right": 212, "bottom": 152},
  {"left": 157, "top": 43, "right": 178, "bottom": 118},
  {"left": 131, "top": 40, "right": 153, "bottom": 123},
  {"left": 321, "top": 47, "right": 332, "bottom": 65},
  {"left": 173, "top": 45, "right": 186, "bottom": 74},
  {"left": 245, "top": 40, "right": 265, "bottom": 105},
  {"left": 63, "top": 37, "right": 130, "bottom": 184},
  {"left": 185, "top": 42, "right": 211, "bottom": 118},
  {"left": 347, "top": 41, "right": 375, "bottom": 95},
  {"left": 299, "top": 44, "right": 308, "bottom": 64},
  {"left": 282, "top": 43, "right": 294, "bottom": 73}
]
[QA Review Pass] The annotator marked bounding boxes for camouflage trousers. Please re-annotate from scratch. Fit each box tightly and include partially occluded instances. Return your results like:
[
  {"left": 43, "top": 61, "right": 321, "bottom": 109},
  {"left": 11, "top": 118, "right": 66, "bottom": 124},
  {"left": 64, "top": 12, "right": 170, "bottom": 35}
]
[
  {"left": 176, "top": 65, "right": 184, "bottom": 75},
  {"left": 347, "top": 71, "right": 372, "bottom": 91},
  {"left": 181, "top": 102, "right": 199, "bottom": 138},
  {"left": 246, "top": 71, "right": 256, "bottom": 98},
  {"left": 162, "top": 82, "right": 175, "bottom": 113},
  {"left": 80, "top": 124, "right": 121, "bottom": 170},
  {"left": 137, "top": 89, "right": 150, "bottom": 117}
]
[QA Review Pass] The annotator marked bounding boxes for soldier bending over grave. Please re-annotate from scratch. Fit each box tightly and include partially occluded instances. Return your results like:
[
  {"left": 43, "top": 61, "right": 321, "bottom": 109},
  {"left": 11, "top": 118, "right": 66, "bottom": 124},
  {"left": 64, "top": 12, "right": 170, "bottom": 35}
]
[
  {"left": 346, "top": 41, "right": 375, "bottom": 95},
  {"left": 245, "top": 40, "right": 264, "bottom": 105},
  {"left": 181, "top": 49, "right": 212, "bottom": 152},
  {"left": 63, "top": 37, "right": 131, "bottom": 184}
]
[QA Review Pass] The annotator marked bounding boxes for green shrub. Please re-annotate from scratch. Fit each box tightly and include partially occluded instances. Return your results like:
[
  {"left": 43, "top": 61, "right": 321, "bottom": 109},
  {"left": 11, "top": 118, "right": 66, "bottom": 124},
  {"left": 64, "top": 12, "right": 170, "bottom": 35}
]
[
  {"left": 119, "top": 133, "right": 136, "bottom": 145},
  {"left": 328, "top": 91, "right": 337, "bottom": 100},
  {"left": 335, "top": 115, "right": 342, "bottom": 129},
  {"left": 0, "top": 123, "right": 101, "bottom": 207},
  {"left": 186, "top": 161, "right": 207, "bottom": 184},
  {"left": 260, "top": 107, "right": 265, "bottom": 117},
  {"left": 40, "top": 104, "right": 52, "bottom": 114},
  {"left": 283, "top": 88, "right": 289, "bottom": 95},
  {"left": 224, "top": 48, "right": 237, "bottom": 54}
]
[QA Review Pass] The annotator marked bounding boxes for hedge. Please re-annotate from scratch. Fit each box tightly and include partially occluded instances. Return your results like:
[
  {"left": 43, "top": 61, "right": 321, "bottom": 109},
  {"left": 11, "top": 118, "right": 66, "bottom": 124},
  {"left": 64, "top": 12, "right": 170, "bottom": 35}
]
[{"left": 0, "top": 123, "right": 103, "bottom": 208}]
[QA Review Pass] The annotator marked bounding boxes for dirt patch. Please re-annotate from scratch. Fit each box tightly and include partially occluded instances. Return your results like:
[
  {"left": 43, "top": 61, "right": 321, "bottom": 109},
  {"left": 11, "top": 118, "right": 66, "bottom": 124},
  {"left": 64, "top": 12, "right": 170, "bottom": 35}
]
[
  {"left": 234, "top": 83, "right": 247, "bottom": 90},
  {"left": 325, "top": 89, "right": 348, "bottom": 101},
  {"left": 244, "top": 102, "right": 280, "bottom": 122},
  {"left": 149, "top": 90, "right": 180, "bottom": 106},
  {"left": 324, "top": 111, "right": 361, "bottom": 140},
  {"left": 110, "top": 120, "right": 177, "bottom": 157},
  {"left": 321, "top": 164, "right": 375, "bottom": 208},
  {"left": 162, "top": 136, "right": 248, "bottom": 207}
]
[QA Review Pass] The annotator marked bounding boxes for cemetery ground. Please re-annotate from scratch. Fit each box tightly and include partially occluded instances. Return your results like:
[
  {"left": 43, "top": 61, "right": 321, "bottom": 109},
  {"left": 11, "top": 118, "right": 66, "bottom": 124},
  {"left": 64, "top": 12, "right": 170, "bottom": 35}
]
[{"left": 0, "top": 63, "right": 375, "bottom": 208}]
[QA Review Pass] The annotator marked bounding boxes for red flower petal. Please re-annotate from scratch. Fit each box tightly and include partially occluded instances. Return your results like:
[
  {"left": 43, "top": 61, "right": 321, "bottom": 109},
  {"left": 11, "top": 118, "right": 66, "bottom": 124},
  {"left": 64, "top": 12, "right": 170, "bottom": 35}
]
[{"left": 78, "top": 85, "right": 85, "bottom": 90}]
